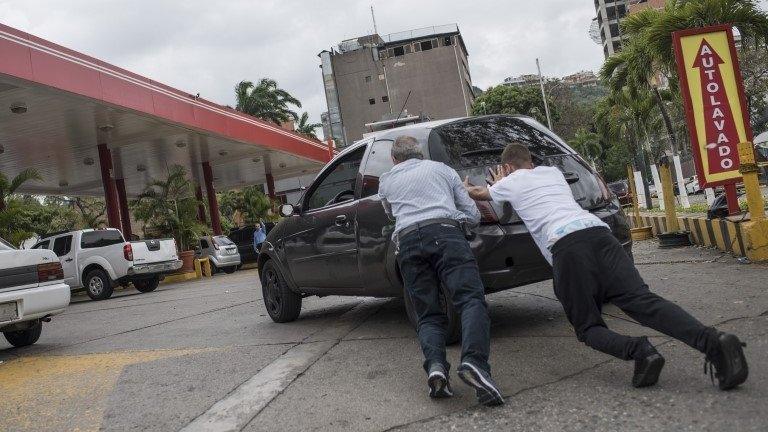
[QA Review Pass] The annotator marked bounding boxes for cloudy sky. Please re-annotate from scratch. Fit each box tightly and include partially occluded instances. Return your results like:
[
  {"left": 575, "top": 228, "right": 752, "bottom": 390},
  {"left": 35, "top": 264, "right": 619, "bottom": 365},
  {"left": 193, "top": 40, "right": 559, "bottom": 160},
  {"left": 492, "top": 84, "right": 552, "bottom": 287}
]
[{"left": 1, "top": 0, "right": 744, "bottom": 136}]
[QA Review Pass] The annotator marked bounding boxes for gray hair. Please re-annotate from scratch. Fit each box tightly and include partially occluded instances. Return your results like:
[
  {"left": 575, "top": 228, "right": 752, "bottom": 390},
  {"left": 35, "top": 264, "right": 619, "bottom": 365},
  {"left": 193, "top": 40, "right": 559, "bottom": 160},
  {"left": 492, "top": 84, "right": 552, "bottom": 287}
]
[{"left": 391, "top": 136, "right": 424, "bottom": 162}]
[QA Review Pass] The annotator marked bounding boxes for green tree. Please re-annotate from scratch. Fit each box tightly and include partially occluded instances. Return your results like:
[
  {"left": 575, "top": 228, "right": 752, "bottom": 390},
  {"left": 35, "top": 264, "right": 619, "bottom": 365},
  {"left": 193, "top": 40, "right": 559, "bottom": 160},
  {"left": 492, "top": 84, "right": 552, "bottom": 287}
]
[
  {"left": 471, "top": 85, "right": 559, "bottom": 126},
  {"left": 570, "top": 128, "right": 602, "bottom": 169},
  {"left": 131, "top": 165, "right": 208, "bottom": 251},
  {"left": 235, "top": 78, "right": 301, "bottom": 124},
  {"left": 218, "top": 186, "right": 274, "bottom": 227},
  {"left": 0, "top": 168, "right": 42, "bottom": 212},
  {"left": 296, "top": 112, "right": 322, "bottom": 140}
]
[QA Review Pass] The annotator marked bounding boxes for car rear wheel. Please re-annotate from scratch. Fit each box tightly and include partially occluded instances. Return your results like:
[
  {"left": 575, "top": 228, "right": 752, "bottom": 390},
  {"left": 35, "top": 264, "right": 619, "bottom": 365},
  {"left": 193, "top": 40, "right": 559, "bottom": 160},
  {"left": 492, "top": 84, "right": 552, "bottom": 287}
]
[
  {"left": 261, "top": 260, "right": 301, "bottom": 323},
  {"left": 134, "top": 276, "right": 160, "bottom": 293},
  {"left": 85, "top": 269, "right": 114, "bottom": 300},
  {"left": 403, "top": 284, "right": 461, "bottom": 345},
  {"left": 223, "top": 266, "right": 237, "bottom": 274},
  {"left": 3, "top": 320, "right": 42, "bottom": 347}
]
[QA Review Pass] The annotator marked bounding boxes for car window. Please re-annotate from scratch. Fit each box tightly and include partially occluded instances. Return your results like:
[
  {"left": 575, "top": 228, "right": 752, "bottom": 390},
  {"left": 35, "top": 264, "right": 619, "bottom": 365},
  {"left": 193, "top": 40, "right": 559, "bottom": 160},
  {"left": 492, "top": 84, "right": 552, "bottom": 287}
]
[
  {"left": 81, "top": 230, "right": 125, "bottom": 249},
  {"left": 361, "top": 140, "right": 394, "bottom": 198},
  {"left": 213, "top": 236, "right": 234, "bottom": 246},
  {"left": 52, "top": 235, "right": 73, "bottom": 257},
  {"left": 200, "top": 239, "right": 209, "bottom": 249},
  {"left": 0, "top": 238, "right": 14, "bottom": 250},
  {"left": 429, "top": 116, "right": 566, "bottom": 169},
  {"left": 304, "top": 146, "right": 367, "bottom": 211},
  {"left": 32, "top": 240, "right": 51, "bottom": 250}
]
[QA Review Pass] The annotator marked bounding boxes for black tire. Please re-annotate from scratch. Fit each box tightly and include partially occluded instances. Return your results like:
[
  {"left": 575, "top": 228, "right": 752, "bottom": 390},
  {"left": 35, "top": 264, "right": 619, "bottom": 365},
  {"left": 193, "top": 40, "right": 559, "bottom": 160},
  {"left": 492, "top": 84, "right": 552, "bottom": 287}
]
[
  {"left": 261, "top": 260, "right": 302, "bottom": 323},
  {"left": 84, "top": 268, "right": 114, "bottom": 300},
  {"left": 134, "top": 276, "right": 160, "bottom": 293},
  {"left": 223, "top": 266, "right": 237, "bottom": 274},
  {"left": 3, "top": 320, "right": 42, "bottom": 347},
  {"left": 210, "top": 263, "right": 219, "bottom": 275},
  {"left": 403, "top": 284, "right": 461, "bottom": 345}
]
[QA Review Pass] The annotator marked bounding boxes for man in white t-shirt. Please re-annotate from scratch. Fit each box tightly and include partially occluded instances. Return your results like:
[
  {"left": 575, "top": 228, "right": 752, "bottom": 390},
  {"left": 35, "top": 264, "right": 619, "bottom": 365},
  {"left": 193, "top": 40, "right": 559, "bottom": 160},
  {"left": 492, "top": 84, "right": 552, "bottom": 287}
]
[{"left": 464, "top": 143, "right": 748, "bottom": 391}]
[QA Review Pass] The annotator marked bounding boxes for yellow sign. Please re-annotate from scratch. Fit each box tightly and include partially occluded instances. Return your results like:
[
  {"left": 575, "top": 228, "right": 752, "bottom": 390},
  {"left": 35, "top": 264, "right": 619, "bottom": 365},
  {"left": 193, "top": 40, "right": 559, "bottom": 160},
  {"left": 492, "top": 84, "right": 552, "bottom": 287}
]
[{"left": 673, "top": 25, "right": 753, "bottom": 188}]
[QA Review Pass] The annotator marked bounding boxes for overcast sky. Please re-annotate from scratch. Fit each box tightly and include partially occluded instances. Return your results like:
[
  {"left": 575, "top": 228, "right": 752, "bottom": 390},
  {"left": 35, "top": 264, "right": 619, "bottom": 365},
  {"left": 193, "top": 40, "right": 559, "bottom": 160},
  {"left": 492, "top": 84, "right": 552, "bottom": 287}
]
[{"left": 4, "top": 1, "right": 763, "bottom": 136}]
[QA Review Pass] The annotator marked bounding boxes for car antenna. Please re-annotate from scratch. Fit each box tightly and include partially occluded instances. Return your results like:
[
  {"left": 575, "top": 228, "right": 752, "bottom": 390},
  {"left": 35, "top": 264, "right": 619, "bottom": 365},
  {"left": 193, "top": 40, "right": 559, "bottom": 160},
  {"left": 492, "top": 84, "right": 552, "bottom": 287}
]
[{"left": 394, "top": 90, "right": 412, "bottom": 124}]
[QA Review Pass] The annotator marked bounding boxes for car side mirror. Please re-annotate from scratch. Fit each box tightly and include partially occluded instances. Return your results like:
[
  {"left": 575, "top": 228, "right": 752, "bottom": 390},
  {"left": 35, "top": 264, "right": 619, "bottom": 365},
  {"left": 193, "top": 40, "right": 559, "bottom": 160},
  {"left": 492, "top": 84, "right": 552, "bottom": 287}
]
[{"left": 279, "top": 204, "right": 296, "bottom": 217}]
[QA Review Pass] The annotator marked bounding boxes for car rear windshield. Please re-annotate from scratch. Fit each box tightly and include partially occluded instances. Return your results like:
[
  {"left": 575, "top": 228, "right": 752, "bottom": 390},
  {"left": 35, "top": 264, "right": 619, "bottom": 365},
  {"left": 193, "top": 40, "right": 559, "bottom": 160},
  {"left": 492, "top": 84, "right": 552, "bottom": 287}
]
[
  {"left": 81, "top": 230, "right": 125, "bottom": 249},
  {"left": 428, "top": 116, "right": 567, "bottom": 169},
  {"left": 213, "top": 236, "right": 235, "bottom": 246}
]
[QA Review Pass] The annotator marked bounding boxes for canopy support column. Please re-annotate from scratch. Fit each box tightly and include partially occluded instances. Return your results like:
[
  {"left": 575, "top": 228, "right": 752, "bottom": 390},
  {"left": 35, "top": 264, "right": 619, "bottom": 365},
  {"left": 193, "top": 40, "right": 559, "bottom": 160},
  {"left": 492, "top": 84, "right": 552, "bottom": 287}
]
[
  {"left": 195, "top": 185, "right": 207, "bottom": 224},
  {"left": 115, "top": 178, "right": 132, "bottom": 239},
  {"left": 265, "top": 173, "right": 276, "bottom": 200},
  {"left": 97, "top": 144, "right": 121, "bottom": 230},
  {"left": 202, "top": 162, "right": 222, "bottom": 235}
]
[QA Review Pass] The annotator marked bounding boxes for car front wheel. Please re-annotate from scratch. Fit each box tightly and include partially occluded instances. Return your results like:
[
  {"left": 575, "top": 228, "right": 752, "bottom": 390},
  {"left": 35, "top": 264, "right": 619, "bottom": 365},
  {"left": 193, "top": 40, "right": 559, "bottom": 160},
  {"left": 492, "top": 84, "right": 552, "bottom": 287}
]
[
  {"left": 3, "top": 320, "right": 42, "bottom": 347},
  {"left": 261, "top": 260, "right": 302, "bottom": 323},
  {"left": 85, "top": 269, "right": 114, "bottom": 300}
]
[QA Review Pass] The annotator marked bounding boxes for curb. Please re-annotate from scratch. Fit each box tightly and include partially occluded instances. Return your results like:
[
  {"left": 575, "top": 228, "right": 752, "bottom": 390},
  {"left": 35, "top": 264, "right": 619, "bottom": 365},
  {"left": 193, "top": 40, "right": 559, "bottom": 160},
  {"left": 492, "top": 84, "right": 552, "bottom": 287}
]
[{"left": 630, "top": 214, "right": 746, "bottom": 257}]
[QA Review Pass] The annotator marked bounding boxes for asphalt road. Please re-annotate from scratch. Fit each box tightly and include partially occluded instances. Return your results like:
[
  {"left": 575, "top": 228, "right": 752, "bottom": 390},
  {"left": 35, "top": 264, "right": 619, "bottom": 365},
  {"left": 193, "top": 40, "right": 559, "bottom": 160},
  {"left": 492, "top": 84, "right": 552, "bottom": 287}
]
[{"left": 1, "top": 241, "right": 766, "bottom": 431}]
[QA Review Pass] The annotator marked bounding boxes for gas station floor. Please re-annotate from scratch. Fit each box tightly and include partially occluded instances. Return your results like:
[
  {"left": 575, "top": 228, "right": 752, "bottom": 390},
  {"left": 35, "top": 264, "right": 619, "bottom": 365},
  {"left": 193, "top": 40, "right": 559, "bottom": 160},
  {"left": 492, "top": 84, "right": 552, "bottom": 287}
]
[{"left": 1, "top": 241, "right": 767, "bottom": 431}]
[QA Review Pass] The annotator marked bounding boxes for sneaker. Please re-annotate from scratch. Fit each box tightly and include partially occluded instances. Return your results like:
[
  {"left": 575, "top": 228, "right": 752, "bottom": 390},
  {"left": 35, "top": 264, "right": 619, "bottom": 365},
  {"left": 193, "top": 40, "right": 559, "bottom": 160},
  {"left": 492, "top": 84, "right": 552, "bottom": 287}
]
[
  {"left": 705, "top": 331, "right": 749, "bottom": 390},
  {"left": 457, "top": 362, "right": 504, "bottom": 406},
  {"left": 632, "top": 337, "right": 665, "bottom": 388},
  {"left": 427, "top": 363, "right": 453, "bottom": 398}
]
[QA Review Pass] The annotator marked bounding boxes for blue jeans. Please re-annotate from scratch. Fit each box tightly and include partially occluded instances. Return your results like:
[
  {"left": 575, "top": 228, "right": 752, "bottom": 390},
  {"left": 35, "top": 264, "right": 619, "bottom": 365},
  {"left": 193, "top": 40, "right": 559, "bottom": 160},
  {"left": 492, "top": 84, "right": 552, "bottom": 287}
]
[{"left": 397, "top": 223, "right": 491, "bottom": 374}]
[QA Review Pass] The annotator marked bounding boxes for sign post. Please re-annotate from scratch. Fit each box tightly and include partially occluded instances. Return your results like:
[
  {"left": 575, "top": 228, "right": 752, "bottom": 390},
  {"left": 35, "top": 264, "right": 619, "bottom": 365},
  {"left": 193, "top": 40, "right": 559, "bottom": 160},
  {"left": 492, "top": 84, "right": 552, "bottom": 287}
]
[{"left": 673, "top": 25, "right": 751, "bottom": 215}]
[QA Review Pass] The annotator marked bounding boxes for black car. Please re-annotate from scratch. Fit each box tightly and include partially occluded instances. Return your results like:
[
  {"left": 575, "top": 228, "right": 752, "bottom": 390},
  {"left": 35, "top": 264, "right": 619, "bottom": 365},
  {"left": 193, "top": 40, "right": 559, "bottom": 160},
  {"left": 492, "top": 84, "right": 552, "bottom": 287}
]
[
  {"left": 607, "top": 180, "right": 632, "bottom": 206},
  {"left": 258, "top": 115, "right": 632, "bottom": 340},
  {"left": 229, "top": 223, "right": 275, "bottom": 264}
]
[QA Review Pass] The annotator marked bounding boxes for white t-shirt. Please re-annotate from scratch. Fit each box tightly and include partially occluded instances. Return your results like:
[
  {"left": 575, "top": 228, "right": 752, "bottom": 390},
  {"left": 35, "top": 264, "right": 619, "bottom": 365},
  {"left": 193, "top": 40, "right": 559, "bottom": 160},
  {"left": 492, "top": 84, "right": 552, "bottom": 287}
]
[{"left": 488, "top": 166, "right": 607, "bottom": 264}]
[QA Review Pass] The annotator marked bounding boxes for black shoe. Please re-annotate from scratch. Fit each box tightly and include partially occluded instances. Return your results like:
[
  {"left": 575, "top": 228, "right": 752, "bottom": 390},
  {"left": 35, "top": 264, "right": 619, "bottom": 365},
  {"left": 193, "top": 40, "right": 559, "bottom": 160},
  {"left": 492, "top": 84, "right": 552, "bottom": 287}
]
[
  {"left": 705, "top": 331, "right": 749, "bottom": 390},
  {"left": 457, "top": 362, "right": 504, "bottom": 406},
  {"left": 427, "top": 364, "right": 453, "bottom": 398},
  {"left": 632, "top": 337, "right": 665, "bottom": 388}
]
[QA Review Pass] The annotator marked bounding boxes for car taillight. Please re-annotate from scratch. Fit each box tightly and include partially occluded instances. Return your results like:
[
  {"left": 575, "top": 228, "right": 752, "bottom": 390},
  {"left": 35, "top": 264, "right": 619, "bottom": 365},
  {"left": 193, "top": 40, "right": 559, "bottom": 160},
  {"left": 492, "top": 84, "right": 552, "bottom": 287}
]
[
  {"left": 37, "top": 262, "right": 63, "bottom": 282},
  {"left": 475, "top": 200, "right": 499, "bottom": 224},
  {"left": 123, "top": 243, "right": 133, "bottom": 261}
]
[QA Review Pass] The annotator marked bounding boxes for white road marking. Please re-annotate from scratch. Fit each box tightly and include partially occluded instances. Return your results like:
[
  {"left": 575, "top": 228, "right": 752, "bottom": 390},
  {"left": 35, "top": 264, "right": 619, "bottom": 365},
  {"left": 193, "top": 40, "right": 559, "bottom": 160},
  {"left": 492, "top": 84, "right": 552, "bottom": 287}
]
[{"left": 181, "top": 299, "right": 384, "bottom": 432}]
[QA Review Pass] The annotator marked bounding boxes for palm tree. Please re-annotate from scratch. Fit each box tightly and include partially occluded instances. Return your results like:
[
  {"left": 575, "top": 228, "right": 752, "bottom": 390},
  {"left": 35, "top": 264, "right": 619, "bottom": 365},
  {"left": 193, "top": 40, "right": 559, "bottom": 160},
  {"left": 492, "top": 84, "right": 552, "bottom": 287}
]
[
  {"left": 0, "top": 168, "right": 42, "bottom": 212},
  {"left": 601, "top": 0, "right": 768, "bottom": 154},
  {"left": 131, "top": 165, "right": 208, "bottom": 250},
  {"left": 570, "top": 128, "right": 602, "bottom": 169},
  {"left": 235, "top": 78, "right": 301, "bottom": 125},
  {"left": 295, "top": 112, "right": 322, "bottom": 140}
]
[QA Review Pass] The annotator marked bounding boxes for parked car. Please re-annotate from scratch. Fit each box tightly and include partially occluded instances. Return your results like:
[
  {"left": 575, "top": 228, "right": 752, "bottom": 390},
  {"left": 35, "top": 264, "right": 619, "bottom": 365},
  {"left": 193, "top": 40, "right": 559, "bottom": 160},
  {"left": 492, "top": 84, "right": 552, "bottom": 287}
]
[
  {"left": 1, "top": 236, "right": 70, "bottom": 347},
  {"left": 229, "top": 223, "right": 276, "bottom": 264},
  {"left": 31, "top": 228, "right": 181, "bottom": 300},
  {"left": 257, "top": 115, "right": 632, "bottom": 340},
  {"left": 195, "top": 235, "right": 241, "bottom": 274},
  {"left": 685, "top": 176, "right": 703, "bottom": 194},
  {"left": 607, "top": 180, "right": 632, "bottom": 206}
]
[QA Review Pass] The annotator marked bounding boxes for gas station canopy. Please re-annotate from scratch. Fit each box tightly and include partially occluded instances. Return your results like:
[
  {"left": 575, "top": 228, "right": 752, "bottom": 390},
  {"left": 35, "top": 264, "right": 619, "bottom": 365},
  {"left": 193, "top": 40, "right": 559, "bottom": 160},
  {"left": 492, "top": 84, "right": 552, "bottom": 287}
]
[{"left": 0, "top": 23, "right": 330, "bottom": 198}]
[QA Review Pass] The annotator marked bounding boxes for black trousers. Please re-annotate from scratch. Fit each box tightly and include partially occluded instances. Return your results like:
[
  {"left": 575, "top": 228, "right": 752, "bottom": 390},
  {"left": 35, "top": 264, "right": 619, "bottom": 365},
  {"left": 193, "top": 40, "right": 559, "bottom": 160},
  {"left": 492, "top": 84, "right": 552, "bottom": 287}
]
[
  {"left": 397, "top": 223, "right": 491, "bottom": 373},
  {"left": 552, "top": 227, "right": 711, "bottom": 360}
]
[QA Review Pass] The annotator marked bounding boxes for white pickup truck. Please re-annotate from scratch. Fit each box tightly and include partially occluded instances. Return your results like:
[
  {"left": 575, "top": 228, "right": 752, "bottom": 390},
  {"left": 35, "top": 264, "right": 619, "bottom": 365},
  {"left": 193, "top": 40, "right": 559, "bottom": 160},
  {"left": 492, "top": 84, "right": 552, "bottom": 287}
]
[
  {"left": 0, "top": 237, "right": 70, "bottom": 347},
  {"left": 32, "top": 228, "right": 182, "bottom": 300}
]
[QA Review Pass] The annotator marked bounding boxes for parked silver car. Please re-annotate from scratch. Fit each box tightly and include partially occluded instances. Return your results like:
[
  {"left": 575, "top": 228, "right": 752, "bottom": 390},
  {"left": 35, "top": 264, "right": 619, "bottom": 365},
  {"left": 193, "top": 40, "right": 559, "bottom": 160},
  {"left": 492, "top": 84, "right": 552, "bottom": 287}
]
[{"left": 195, "top": 235, "right": 241, "bottom": 274}]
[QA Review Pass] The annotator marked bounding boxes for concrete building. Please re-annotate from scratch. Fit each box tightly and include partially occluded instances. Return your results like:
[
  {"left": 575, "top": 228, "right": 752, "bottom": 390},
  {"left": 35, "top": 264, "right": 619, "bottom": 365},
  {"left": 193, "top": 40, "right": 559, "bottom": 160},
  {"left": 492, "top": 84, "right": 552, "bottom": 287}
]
[
  {"left": 593, "top": 0, "right": 629, "bottom": 58},
  {"left": 562, "top": 70, "right": 600, "bottom": 87},
  {"left": 318, "top": 24, "right": 473, "bottom": 147}
]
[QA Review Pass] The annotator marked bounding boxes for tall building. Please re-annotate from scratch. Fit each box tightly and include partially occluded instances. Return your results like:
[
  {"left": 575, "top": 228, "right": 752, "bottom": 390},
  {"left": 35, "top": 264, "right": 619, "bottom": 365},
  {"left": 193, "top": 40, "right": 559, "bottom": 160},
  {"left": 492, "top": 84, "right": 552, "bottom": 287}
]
[
  {"left": 593, "top": 0, "right": 629, "bottom": 58},
  {"left": 318, "top": 24, "right": 473, "bottom": 147},
  {"left": 501, "top": 74, "right": 541, "bottom": 88}
]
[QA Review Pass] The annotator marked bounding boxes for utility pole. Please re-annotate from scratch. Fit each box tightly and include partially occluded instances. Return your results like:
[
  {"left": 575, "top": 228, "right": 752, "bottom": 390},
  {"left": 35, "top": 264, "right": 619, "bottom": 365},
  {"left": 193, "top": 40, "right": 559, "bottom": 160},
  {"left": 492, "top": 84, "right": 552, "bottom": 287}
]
[{"left": 536, "top": 58, "right": 553, "bottom": 131}]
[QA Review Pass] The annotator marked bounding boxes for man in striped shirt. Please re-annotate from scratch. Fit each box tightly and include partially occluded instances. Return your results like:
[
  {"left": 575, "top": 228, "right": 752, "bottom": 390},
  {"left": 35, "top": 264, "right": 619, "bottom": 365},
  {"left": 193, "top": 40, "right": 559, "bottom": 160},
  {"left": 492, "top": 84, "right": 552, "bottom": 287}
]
[{"left": 379, "top": 135, "right": 504, "bottom": 406}]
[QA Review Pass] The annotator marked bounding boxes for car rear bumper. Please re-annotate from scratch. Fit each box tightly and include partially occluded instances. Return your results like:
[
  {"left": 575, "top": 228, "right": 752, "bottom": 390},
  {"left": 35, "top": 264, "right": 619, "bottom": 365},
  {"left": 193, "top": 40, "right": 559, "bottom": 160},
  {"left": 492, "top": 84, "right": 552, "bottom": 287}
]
[
  {"left": 473, "top": 202, "right": 632, "bottom": 293},
  {"left": 0, "top": 282, "right": 70, "bottom": 328},
  {"left": 128, "top": 260, "right": 183, "bottom": 276},
  {"left": 210, "top": 254, "right": 242, "bottom": 267}
]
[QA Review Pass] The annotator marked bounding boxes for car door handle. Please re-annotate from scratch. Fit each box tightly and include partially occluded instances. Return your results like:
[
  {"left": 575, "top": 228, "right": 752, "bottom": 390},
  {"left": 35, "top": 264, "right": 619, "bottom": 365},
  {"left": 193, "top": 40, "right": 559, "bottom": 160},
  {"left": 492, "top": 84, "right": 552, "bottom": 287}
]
[
  {"left": 335, "top": 215, "right": 348, "bottom": 226},
  {"left": 64, "top": 258, "right": 73, "bottom": 262}
]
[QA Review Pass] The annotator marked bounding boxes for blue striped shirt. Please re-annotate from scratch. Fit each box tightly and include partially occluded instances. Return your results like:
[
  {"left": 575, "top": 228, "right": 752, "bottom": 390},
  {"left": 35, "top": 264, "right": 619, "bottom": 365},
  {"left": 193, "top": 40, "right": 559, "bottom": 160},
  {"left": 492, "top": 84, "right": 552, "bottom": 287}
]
[{"left": 378, "top": 159, "right": 480, "bottom": 236}]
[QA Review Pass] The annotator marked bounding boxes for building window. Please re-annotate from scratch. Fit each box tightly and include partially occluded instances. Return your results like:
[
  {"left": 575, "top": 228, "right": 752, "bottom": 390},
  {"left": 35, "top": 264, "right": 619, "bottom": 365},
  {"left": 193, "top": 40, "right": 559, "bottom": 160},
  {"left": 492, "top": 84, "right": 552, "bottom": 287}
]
[
  {"left": 369, "top": 98, "right": 376, "bottom": 105},
  {"left": 378, "top": 74, "right": 385, "bottom": 80},
  {"left": 443, "top": 36, "right": 453, "bottom": 46},
  {"left": 365, "top": 75, "right": 371, "bottom": 83},
  {"left": 393, "top": 46, "right": 405, "bottom": 57},
  {"left": 609, "top": 23, "right": 620, "bottom": 37},
  {"left": 420, "top": 40, "right": 433, "bottom": 51},
  {"left": 382, "top": 95, "right": 389, "bottom": 103}
]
